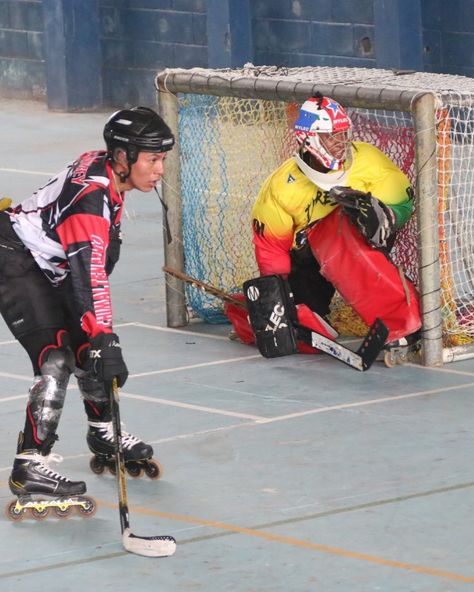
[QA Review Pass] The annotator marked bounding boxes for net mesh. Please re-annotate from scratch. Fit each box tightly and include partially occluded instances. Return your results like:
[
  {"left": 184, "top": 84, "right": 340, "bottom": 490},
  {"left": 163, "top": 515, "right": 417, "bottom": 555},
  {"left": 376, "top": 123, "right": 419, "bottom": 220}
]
[
  {"left": 437, "top": 98, "right": 474, "bottom": 345},
  {"left": 167, "top": 67, "right": 474, "bottom": 345}
]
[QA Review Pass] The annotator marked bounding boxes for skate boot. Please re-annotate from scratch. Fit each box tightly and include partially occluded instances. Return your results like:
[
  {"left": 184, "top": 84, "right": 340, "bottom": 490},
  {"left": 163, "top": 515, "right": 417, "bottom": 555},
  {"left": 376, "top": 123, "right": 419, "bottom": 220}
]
[
  {"left": 87, "top": 421, "right": 163, "bottom": 479},
  {"left": 6, "top": 451, "right": 96, "bottom": 521},
  {"left": 382, "top": 331, "right": 421, "bottom": 367}
]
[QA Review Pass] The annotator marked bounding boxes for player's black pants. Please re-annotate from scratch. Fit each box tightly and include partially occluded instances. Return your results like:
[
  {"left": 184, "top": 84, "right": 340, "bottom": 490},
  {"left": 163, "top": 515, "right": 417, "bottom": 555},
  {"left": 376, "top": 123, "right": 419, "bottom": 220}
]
[
  {"left": 0, "top": 211, "right": 87, "bottom": 372},
  {"left": 0, "top": 212, "right": 102, "bottom": 450}
]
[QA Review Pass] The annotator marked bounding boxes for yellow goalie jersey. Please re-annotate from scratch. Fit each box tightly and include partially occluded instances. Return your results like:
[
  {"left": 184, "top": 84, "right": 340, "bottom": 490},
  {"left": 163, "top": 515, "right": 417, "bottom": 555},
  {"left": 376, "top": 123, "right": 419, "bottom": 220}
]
[{"left": 251, "top": 141, "right": 413, "bottom": 276}]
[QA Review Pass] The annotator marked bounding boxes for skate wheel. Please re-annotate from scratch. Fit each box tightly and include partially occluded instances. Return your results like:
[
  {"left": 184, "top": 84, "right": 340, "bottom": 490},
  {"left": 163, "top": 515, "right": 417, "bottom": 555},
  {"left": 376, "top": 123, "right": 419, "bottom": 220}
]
[
  {"left": 54, "top": 505, "right": 73, "bottom": 519},
  {"left": 384, "top": 351, "right": 398, "bottom": 368},
  {"left": 76, "top": 496, "right": 97, "bottom": 518},
  {"left": 31, "top": 506, "right": 50, "bottom": 520},
  {"left": 5, "top": 500, "right": 25, "bottom": 521},
  {"left": 144, "top": 460, "right": 163, "bottom": 480},
  {"left": 397, "top": 351, "right": 408, "bottom": 365},
  {"left": 89, "top": 456, "right": 105, "bottom": 475},
  {"left": 108, "top": 463, "right": 117, "bottom": 476},
  {"left": 126, "top": 464, "right": 144, "bottom": 478}
]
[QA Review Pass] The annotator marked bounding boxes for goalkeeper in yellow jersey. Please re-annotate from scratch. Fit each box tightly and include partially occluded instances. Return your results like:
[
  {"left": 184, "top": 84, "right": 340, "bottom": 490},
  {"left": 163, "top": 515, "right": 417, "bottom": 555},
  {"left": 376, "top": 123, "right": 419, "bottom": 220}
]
[{"left": 226, "top": 93, "right": 421, "bottom": 356}]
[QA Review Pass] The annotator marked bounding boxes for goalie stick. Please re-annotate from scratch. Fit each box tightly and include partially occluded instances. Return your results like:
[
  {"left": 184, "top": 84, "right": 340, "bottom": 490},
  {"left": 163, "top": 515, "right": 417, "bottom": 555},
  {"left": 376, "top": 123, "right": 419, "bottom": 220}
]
[
  {"left": 109, "top": 378, "right": 176, "bottom": 558},
  {"left": 163, "top": 266, "right": 388, "bottom": 371},
  {"left": 162, "top": 265, "right": 245, "bottom": 308},
  {"left": 295, "top": 321, "right": 388, "bottom": 371}
]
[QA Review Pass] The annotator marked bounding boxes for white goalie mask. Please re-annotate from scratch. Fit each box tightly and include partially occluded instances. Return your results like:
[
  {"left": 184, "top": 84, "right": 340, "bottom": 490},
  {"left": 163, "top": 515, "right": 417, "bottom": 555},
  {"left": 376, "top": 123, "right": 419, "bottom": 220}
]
[{"left": 294, "top": 95, "right": 352, "bottom": 171}]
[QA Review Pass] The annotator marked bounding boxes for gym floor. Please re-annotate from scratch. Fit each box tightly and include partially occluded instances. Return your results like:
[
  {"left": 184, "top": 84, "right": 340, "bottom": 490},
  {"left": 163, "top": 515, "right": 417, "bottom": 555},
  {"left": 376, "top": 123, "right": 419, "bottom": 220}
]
[{"left": 0, "top": 98, "right": 473, "bottom": 592}]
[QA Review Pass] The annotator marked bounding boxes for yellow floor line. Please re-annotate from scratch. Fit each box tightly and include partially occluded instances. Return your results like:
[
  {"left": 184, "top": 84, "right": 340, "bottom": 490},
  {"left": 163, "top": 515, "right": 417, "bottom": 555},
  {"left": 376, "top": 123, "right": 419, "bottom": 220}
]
[{"left": 98, "top": 500, "right": 474, "bottom": 584}]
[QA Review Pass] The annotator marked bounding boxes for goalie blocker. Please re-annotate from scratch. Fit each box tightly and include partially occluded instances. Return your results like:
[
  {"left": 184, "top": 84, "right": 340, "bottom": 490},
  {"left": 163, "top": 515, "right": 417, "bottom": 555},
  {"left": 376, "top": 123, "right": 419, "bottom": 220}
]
[{"left": 243, "top": 275, "right": 388, "bottom": 370}]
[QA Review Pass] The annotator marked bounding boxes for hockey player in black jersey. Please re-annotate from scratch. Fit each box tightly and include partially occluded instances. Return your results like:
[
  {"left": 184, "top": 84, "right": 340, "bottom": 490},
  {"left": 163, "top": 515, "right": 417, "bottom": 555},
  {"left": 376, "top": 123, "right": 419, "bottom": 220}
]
[{"left": 0, "top": 107, "right": 173, "bottom": 520}]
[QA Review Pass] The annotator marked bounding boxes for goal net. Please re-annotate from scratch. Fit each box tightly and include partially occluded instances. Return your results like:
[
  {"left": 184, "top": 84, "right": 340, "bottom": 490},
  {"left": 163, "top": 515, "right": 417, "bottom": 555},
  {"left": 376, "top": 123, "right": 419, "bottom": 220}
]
[{"left": 156, "top": 65, "right": 474, "bottom": 366}]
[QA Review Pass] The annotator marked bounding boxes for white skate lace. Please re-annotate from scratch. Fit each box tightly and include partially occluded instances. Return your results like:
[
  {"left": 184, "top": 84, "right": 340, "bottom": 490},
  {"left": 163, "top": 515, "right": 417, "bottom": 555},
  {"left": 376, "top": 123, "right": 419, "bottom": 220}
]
[
  {"left": 89, "top": 421, "right": 141, "bottom": 451},
  {"left": 16, "top": 451, "right": 71, "bottom": 482}
]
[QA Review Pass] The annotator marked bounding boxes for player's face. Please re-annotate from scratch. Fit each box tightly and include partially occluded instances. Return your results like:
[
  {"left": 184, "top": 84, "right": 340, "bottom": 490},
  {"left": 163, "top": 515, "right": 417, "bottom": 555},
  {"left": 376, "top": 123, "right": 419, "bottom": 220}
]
[
  {"left": 129, "top": 151, "right": 167, "bottom": 192},
  {"left": 319, "top": 131, "right": 350, "bottom": 161}
]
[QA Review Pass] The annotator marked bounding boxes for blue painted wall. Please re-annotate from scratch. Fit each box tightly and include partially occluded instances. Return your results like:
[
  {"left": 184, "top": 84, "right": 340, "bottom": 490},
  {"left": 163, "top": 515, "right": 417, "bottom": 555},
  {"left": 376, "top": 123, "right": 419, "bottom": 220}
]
[{"left": 0, "top": 0, "right": 472, "bottom": 109}]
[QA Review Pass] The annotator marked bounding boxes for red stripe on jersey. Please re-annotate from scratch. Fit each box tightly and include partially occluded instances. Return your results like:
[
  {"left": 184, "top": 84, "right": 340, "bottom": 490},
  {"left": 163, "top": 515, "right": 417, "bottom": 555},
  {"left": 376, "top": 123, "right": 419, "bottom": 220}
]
[
  {"left": 56, "top": 213, "right": 109, "bottom": 247},
  {"left": 57, "top": 213, "right": 113, "bottom": 337}
]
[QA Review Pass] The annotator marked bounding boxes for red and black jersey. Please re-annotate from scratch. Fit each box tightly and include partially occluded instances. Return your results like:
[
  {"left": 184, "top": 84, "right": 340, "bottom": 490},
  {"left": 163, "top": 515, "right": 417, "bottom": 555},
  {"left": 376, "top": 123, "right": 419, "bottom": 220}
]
[{"left": 9, "top": 150, "right": 123, "bottom": 338}]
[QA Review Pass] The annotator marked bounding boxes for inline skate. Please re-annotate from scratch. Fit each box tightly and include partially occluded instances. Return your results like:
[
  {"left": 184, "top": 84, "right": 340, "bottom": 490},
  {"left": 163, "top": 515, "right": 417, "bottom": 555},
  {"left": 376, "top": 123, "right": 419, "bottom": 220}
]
[
  {"left": 382, "top": 331, "right": 421, "bottom": 367},
  {"left": 6, "top": 449, "right": 96, "bottom": 521},
  {"left": 87, "top": 421, "right": 163, "bottom": 479}
]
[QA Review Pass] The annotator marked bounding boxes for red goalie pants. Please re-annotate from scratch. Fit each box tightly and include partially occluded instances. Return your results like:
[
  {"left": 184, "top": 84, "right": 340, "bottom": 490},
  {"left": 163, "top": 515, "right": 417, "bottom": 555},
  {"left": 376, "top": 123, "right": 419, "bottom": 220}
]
[{"left": 308, "top": 209, "right": 421, "bottom": 343}]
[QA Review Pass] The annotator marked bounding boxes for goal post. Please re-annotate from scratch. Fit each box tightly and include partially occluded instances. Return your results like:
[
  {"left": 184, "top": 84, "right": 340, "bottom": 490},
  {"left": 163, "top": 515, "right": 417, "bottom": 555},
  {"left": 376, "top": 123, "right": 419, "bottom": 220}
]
[{"left": 155, "top": 65, "right": 474, "bottom": 367}]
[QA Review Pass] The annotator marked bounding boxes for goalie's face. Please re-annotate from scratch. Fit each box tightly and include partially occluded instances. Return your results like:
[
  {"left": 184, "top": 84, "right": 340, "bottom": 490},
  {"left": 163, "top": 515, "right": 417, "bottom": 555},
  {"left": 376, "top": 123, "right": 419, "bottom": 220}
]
[
  {"left": 295, "top": 96, "right": 352, "bottom": 171},
  {"left": 318, "top": 130, "right": 351, "bottom": 162}
]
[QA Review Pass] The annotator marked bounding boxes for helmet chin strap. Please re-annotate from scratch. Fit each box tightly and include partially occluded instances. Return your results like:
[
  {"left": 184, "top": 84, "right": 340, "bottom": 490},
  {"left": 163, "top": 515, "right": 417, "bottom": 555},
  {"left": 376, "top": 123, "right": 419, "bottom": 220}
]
[
  {"left": 109, "top": 148, "right": 132, "bottom": 183},
  {"left": 294, "top": 149, "right": 353, "bottom": 191}
]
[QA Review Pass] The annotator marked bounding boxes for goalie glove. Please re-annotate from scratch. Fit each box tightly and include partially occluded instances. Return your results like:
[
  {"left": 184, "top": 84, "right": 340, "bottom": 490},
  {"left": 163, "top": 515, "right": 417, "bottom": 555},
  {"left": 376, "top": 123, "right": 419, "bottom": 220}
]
[{"left": 329, "top": 186, "right": 396, "bottom": 249}]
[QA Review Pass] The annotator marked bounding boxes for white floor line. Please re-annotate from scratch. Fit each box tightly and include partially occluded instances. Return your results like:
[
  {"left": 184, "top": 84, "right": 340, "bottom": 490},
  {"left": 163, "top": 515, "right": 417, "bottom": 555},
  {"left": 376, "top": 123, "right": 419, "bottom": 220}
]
[
  {"left": 148, "top": 421, "right": 257, "bottom": 444},
  {"left": 127, "top": 321, "right": 232, "bottom": 341},
  {"left": 122, "top": 391, "right": 267, "bottom": 420},
  {"left": 0, "top": 394, "right": 27, "bottom": 403},
  {"left": 0, "top": 372, "right": 31, "bottom": 382},
  {"left": 406, "top": 362, "right": 474, "bottom": 377},
  {"left": 255, "top": 381, "right": 474, "bottom": 424},
  {"left": 0, "top": 339, "right": 17, "bottom": 346},
  {"left": 0, "top": 167, "right": 53, "bottom": 176},
  {"left": 131, "top": 354, "right": 261, "bottom": 377}
]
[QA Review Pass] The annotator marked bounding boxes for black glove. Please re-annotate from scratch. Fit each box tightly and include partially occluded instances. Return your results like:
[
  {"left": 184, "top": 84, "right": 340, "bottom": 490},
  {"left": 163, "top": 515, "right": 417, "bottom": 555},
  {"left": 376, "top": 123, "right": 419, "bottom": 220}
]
[
  {"left": 86, "top": 332, "right": 128, "bottom": 387},
  {"left": 329, "top": 186, "right": 396, "bottom": 248}
]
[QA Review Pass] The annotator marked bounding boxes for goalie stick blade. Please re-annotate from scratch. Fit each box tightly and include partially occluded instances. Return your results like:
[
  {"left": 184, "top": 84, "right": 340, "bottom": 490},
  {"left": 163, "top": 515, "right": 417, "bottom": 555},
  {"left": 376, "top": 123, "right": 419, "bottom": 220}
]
[
  {"left": 356, "top": 318, "right": 389, "bottom": 371},
  {"left": 296, "top": 318, "right": 388, "bottom": 371},
  {"left": 122, "top": 528, "right": 177, "bottom": 558}
]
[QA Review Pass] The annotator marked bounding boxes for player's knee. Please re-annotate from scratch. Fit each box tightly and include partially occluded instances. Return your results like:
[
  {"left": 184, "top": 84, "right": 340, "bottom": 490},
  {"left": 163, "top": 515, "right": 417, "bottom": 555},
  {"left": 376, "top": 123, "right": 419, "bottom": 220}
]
[{"left": 40, "top": 345, "right": 75, "bottom": 382}]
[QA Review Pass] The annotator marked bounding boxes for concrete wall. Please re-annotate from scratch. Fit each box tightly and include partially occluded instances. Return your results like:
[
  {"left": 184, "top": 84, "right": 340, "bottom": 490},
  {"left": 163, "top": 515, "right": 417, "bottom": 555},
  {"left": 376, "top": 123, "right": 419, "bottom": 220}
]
[
  {"left": 100, "top": 0, "right": 207, "bottom": 107},
  {"left": 252, "top": 0, "right": 375, "bottom": 68},
  {"left": 0, "top": 1, "right": 44, "bottom": 99},
  {"left": 0, "top": 0, "right": 472, "bottom": 109}
]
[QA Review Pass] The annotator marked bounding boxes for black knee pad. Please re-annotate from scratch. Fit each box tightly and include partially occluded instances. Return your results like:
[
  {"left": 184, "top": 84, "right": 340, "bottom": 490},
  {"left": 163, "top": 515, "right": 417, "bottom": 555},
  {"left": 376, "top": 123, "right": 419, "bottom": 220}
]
[{"left": 243, "top": 275, "right": 298, "bottom": 358}]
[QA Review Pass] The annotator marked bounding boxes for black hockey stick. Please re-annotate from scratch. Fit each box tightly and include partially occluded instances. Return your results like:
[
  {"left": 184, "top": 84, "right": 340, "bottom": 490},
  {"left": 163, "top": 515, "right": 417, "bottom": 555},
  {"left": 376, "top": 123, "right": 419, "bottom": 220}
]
[
  {"left": 163, "top": 265, "right": 388, "bottom": 371},
  {"left": 109, "top": 378, "right": 176, "bottom": 557}
]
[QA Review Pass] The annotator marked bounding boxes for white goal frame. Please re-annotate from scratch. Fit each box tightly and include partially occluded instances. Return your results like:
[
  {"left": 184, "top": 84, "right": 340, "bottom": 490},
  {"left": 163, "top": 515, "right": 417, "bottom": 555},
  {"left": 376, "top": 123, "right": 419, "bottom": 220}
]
[{"left": 155, "top": 65, "right": 474, "bottom": 367}]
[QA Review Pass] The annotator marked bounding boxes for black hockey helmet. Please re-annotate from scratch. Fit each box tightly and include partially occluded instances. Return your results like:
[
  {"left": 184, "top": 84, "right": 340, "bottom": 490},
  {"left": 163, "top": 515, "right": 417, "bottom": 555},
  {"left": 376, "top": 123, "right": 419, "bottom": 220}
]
[{"left": 103, "top": 106, "right": 174, "bottom": 164}]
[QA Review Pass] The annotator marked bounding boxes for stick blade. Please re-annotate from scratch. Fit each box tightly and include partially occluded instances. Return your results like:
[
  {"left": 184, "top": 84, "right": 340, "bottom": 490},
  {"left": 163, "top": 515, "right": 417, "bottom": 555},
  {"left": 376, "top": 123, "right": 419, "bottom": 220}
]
[{"left": 122, "top": 528, "right": 177, "bottom": 558}]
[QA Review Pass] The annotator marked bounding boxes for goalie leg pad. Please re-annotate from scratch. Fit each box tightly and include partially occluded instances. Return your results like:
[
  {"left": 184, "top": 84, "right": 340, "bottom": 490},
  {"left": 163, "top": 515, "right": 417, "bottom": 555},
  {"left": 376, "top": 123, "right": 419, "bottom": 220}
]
[
  {"left": 243, "top": 275, "right": 298, "bottom": 358},
  {"left": 308, "top": 209, "right": 421, "bottom": 342},
  {"left": 224, "top": 298, "right": 336, "bottom": 355}
]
